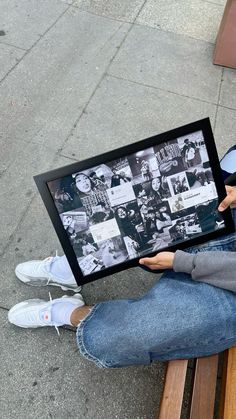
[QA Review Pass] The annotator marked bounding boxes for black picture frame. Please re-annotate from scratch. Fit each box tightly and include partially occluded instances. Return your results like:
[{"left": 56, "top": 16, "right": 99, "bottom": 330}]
[{"left": 34, "top": 118, "right": 235, "bottom": 286}]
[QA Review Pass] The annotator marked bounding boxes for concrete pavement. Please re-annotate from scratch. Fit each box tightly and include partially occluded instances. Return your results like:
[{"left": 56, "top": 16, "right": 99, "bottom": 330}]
[{"left": 0, "top": 0, "right": 234, "bottom": 418}]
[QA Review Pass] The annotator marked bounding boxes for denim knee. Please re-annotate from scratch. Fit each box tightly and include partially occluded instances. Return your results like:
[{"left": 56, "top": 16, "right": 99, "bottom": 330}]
[{"left": 76, "top": 274, "right": 236, "bottom": 368}]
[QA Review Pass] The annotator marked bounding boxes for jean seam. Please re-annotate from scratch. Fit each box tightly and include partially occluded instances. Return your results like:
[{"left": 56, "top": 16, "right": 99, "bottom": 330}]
[{"left": 76, "top": 303, "right": 113, "bottom": 368}]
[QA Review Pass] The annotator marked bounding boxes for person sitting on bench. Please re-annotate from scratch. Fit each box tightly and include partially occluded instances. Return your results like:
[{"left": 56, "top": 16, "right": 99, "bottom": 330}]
[{"left": 8, "top": 147, "right": 236, "bottom": 368}]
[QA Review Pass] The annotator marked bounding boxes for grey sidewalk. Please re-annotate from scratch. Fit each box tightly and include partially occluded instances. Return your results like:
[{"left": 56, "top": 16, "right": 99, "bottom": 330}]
[{"left": 0, "top": 1, "right": 235, "bottom": 418}]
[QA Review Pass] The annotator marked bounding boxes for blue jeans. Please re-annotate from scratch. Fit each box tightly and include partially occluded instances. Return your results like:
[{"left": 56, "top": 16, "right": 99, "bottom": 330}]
[{"left": 76, "top": 209, "right": 236, "bottom": 368}]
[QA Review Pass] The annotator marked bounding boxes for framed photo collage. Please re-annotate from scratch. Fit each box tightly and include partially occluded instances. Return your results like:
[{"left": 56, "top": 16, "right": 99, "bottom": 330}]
[{"left": 34, "top": 118, "right": 234, "bottom": 285}]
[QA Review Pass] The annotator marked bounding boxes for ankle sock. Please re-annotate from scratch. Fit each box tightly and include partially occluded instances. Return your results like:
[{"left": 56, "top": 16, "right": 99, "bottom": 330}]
[{"left": 50, "top": 300, "right": 82, "bottom": 326}]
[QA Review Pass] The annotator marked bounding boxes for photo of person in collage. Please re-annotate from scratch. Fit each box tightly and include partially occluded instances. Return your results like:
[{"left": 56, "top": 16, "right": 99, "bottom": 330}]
[{"left": 48, "top": 130, "right": 225, "bottom": 276}]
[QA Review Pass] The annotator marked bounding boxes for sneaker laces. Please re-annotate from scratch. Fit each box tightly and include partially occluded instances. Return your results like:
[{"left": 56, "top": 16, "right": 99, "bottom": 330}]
[{"left": 38, "top": 251, "right": 60, "bottom": 286}]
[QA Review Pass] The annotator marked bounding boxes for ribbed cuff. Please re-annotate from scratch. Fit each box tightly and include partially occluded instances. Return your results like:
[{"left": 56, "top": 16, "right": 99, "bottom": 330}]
[{"left": 173, "top": 250, "right": 194, "bottom": 274}]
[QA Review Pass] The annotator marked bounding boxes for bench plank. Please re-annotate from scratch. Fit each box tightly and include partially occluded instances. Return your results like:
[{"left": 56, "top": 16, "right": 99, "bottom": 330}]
[
  {"left": 189, "top": 354, "right": 218, "bottom": 419},
  {"left": 158, "top": 359, "right": 188, "bottom": 419},
  {"left": 213, "top": 0, "right": 236, "bottom": 69},
  {"left": 221, "top": 347, "right": 236, "bottom": 419}
]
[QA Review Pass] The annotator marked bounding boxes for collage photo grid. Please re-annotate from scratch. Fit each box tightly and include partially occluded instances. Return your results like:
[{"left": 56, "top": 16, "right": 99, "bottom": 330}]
[{"left": 48, "top": 130, "right": 225, "bottom": 276}]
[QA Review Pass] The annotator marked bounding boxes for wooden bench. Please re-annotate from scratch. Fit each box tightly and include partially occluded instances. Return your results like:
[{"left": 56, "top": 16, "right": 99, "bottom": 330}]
[
  {"left": 157, "top": 347, "right": 236, "bottom": 418},
  {"left": 213, "top": 0, "right": 236, "bottom": 69}
]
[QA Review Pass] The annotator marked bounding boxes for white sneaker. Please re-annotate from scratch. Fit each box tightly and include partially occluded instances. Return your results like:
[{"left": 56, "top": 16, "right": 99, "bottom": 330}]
[
  {"left": 8, "top": 294, "right": 84, "bottom": 333},
  {"left": 15, "top": 255, "right": 81, "bottom": 292}
]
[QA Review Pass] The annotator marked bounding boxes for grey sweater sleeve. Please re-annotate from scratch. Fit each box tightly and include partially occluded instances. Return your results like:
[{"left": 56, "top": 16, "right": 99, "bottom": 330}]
[{"left": 173, "top": 250, "right": 236, "bottom": 293}]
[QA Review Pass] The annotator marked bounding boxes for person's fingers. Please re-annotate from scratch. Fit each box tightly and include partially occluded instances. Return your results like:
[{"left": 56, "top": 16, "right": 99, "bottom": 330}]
[
  {"left": 218, "top": 186, "right": 234, "bottom": 211},
  {"left": 218, "top": 197, "right": 231, "bottom": 211},
  {"left": 139, "top": 262, "right": 158, "bottom": 269},
  {"left": 139, "top": 257, "right": 157, "bottom": 266},
  {"left": 218, "top": 194, "right": 234, "bottom": 211},
  {"left": 139, "top": 258, "right": 152, "bottom": 265}
]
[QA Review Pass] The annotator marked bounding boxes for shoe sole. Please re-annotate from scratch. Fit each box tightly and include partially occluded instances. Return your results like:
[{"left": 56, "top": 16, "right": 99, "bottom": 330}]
[{"left": 15, "top": 267, "right": 81, "bottom": 292}]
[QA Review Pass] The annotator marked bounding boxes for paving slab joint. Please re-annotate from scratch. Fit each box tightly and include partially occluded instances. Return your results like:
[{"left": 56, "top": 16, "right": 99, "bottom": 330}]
[
  {"left": 213, "top": 67, "right": 225, "bottom": 131},
  {"left": 61, "top": 21, "right": 133, "bottom": 147},
  {"left": 0, "top": 4, "right": 71, "bottom": 87}
]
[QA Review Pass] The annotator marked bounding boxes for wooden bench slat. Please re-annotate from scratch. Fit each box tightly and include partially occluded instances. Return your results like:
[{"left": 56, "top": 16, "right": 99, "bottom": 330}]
[
  {"left": 158, "top": 359, "right": 188, "bottom": 419},
  {"left": 221, "top": 347, "right": 236, "bottom": 419},
  {"left": 213, "top": 0, "right": 236, "bottom": 69},
  {"left": 189, "top": 354, "right": 219, "bottom": 419},
  {"left": 219, "top": 350, "right": 228, "bottom": 419}
]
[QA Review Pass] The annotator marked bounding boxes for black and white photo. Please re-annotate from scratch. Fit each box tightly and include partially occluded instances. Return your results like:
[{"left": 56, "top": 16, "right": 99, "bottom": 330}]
[
  {"left": 128, "top": 148, "right": 160, "bottom": 184},
  {"left": 60, "top": 208, "right": 88, "bottom": 239},
  {"left": 186, "top": 167, "right": 214, "bottom": 189},
  {"left": 78, "top": 236, "right": 128, "bottom": 275},
  {"left": 177, "top": 131, "right": 209, "bottom": 169},
  {"left": 154, "top": 140, "right": 185, "bottom": 176},
  {"left": 169, "top": 213, "right": 202, "bottom": 243},
  {"left": 167, "top": 172, "right": 189, "bottom": 195},
  {"left": 106, "top": 158, "right": 133, "bottom": 188},
  {"left": 196, "top": 199, "right": 225, "bottom": 232}
]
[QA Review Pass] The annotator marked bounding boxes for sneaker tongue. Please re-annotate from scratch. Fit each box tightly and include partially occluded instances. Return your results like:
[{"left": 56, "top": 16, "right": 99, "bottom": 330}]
[
  {"left": 40, "top": 308, "right": 52, "bottom": 324},
  {"left": 37, "top": 256, "right": 54, "bottom": 275}
]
